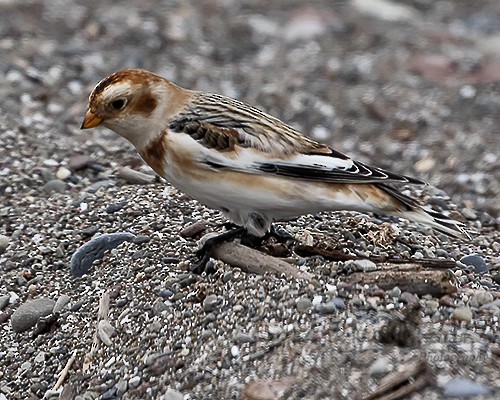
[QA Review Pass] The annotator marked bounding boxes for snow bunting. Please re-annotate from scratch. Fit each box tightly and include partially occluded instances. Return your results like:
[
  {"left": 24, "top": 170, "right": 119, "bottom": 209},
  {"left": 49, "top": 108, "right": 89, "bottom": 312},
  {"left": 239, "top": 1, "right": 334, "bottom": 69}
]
[{"left": 82, "top": 69, "right": 468, "bottom": 262}]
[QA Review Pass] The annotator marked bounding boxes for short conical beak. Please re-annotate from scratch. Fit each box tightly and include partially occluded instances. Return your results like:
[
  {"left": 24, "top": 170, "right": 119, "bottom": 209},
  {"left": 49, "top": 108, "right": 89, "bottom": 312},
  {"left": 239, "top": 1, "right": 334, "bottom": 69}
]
[{"left": 81, "top": 110, "right": 103, "bottom": 129}]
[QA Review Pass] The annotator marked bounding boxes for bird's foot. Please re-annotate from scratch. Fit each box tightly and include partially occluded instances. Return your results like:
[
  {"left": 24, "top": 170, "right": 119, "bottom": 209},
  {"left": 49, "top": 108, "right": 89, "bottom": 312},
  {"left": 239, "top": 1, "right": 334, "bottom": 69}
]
[
  {"left": 268, "top": 225, "right": 295, "bottom": 243},
  {"left": 191, "top": 226, "right": 246, "bottom": 274}
]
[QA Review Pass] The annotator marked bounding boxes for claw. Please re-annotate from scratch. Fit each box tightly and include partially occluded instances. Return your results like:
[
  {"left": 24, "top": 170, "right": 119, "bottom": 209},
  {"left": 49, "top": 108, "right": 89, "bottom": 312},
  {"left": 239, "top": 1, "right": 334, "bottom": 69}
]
[{"left": 190, "top": 226, "right": 247, "bottom": 274}]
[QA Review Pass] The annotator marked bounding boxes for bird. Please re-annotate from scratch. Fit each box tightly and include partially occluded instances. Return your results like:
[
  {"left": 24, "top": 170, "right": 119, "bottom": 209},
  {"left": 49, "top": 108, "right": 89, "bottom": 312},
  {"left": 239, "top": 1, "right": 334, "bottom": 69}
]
[{"left": 81, "top": 69, "right": 468, "bottom": 271}]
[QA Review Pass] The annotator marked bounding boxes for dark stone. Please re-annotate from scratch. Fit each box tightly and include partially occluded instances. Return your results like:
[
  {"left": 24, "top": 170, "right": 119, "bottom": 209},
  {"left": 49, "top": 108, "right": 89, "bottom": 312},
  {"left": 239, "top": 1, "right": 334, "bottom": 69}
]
[
  {"left": 70, "top": 232, "right": 135, "bottom": 277},
  {"left": 460, "top": 254, "right": 488, "bottom": 274}
]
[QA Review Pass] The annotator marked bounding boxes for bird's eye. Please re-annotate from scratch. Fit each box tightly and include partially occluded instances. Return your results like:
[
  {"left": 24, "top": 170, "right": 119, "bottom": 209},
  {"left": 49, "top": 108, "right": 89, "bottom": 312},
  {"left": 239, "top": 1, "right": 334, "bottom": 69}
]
[{"left": 110, "top": 99, "right": 126, "bottom": 110}]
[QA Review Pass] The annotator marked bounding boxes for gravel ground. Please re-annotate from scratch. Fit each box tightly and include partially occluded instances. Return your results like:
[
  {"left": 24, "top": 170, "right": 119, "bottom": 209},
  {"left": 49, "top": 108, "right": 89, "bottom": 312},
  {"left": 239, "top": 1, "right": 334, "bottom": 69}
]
[{"left": 0, "top": 0, "right": 499, "bottom": 399}]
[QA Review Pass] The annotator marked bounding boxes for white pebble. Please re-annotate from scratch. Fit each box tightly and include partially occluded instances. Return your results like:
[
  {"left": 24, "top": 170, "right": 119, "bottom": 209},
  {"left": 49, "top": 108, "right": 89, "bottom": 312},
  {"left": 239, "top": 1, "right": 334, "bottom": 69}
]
[
  {"left": 128, "top": 376, "right": 141, "bottom": 388},
  {"left": 104, "top": 356, "right": 116, "bottom": 368},
  {"left": 43, "top": 159, "right": 59, "bottom": 167},
  {"left": 56, "top": 167, "right": 71, "bottom": 180},
  {"left": 34, "top": 352, "right": 46, "bottom": 364}
]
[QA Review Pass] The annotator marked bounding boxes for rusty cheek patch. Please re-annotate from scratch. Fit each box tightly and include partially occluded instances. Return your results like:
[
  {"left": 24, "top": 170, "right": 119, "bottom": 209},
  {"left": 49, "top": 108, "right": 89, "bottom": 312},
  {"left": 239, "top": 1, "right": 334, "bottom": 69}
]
[
  {"left": 139, "top": 132, "right": 168, "bottom": 176},
  {"left": 133, "top": 92, "right": 158, "bottom": 115}
]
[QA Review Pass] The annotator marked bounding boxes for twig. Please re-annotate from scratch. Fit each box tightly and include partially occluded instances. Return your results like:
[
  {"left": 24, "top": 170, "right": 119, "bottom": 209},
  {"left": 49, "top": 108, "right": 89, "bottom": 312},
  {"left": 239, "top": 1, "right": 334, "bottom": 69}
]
[
  {"left": 364, "top": 358, "right": 434, "bottom": 400},
  {"left": 42, "top": 350, "right": 77, "bottom": 399},
  {"left": 52, "top": 350, "right": 77, "bottom": 391},
  {"left": 294, "top": 243, "right": 457, "bottom": 269},
  {"left": 83, "top": 291, "right": 110, "bottom": 372},
  {"left": 213, "top": 242, "right": 313, "bottom": 281}
]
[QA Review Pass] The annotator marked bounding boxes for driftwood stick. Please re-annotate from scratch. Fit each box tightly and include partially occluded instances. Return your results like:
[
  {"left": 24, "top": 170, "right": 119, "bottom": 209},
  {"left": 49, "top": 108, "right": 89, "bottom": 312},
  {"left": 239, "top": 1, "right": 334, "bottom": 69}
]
[
  {"left": 345, "top": 267, "right": 457, "bottom": 296},
  {"left": 83, "top": 291, "right": 110, "bottom": 372},
  {"left": 213, "top": 242, "right": 313, "bottom": 281}
]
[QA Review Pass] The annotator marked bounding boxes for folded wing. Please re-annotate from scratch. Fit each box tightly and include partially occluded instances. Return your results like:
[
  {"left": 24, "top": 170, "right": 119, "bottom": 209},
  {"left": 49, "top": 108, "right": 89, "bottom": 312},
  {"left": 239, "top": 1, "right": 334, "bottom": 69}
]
[{"left": 170, "top": 92, "right": 425, "bottom": 185}]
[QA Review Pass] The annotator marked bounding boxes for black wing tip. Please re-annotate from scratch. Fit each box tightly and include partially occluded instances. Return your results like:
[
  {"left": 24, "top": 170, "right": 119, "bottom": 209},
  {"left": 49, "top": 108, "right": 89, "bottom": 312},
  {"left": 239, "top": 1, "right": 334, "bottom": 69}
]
[{"left": 425, "top": 210, "right": 472, "bottom": 241}]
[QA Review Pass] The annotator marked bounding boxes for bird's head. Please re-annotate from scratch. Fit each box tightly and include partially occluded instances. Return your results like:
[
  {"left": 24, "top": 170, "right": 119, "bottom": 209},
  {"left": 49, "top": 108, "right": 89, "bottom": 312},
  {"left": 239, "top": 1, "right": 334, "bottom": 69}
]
[{"left": 81, "top": 69, "right": 189, "bottom": 149}]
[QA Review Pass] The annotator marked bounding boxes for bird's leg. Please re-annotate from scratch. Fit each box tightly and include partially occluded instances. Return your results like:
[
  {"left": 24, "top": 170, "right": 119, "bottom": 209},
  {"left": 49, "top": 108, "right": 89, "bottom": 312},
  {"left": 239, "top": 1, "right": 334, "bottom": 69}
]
[
  {"left": 238, "top": 225, "right": 295, "bottom": 247},
  {"left": 191, "top": 226, "right": 247, "bottom": 274},
  {"left": 268, "top": 225, "right": 295, "bottom": 243}
]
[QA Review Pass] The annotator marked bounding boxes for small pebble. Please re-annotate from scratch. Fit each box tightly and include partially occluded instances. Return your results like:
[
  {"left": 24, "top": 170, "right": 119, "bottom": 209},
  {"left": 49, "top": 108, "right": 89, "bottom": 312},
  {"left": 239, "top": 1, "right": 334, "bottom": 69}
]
[
  {"left": 116, "top": 298, "right": 128, "bottom": 308},
  {"left": 424, "top": 300, "right": 439, "bottom": 315},
  {"left": 115, "top": 379, "right": 128, "bottom": 397},
  {"left": 296, "top": 297, "right": 312, "bottom": 313},
  {"left": 53, "top": 294, "right": 71, "bottom": 314},
  {"left": 452, "top": 306, "right": 473, "bottom": 322},
  {"left": 203, "top": 295, "right": 221, "bottom": 312},
  {"left": 43, "top": 159, "right": 59, "bottom": 167},
  {"left": 461, "top": 208, "right": 477, "bottom": 220},
  {"left": 85, "top": 180, "right": 114, "bottom": 193},
  {"left": 314, "top": 302, "right": 337, "bottom": 315},
  {"left": 268, "top": 325, "right": 283, "bottom": 335},
  {"left": 331, "top": 298, "right": 346, "bottom": 310},
  {"left": 0, "top": 295, "right": 10, "bottom": 310},
  {"left": 98, "top": 320, "right": 115, "bottom": 346},
  {"left": 233, "top": 331, "right": 255, "bottom": 344},
  {"left": 34, "top": 352, "right": 46, "bottom": 364},
  {"left": 70, "top": 232, "right": 135, "bottom": 277},
  {"left": 133, "top": 235, "right": 151, "bottom": 244},
  {"left": 0, "top": 310, "right": 11, "bottom": 324},
  {"left": 158, "top": 289, "right": 173, "bottom": 299},
  {"left": 11, "top": 299, "right": 55, "bottom": 333},
  {"left": 43, "top": 179, "right": 67, "bottom": 193},
  {"left": 56, "top": 166, "right": 71, "bottom": 180},
  {"left": 460, "top": 254, "right": 488, "bottom": 274},
  {"left": 439, "top": 295, "right": 455, "bottom": 307},
  {"left": 387, "top": 287, "right": 401, "bottom": 298},
  {"left": 101, "top": 388, "right": 117, "bottom": 400},
  {"left": 352, "top": 259, "right": 377, "bottom": 272},
  {"left": 180, "top": 221, "right": 207, "bottom": 238},
  {"left": 368, "top": 357, "right": 393, "bottom": 377},
  {"left": 442, "top": 378, "right": 491, "bottom": 397},
  {"left": 80, "top": 226, "right": 99, "bottom": 237},
  {"left": 222, "top": 271, "right": 233, "bottom": 283},
  {"left": 128, "top": 376, "right": 141, "bottom": 389},
  {"left": 231, "top": 345, "right": 240, "bottom": 357},
  {"left": 400, "top": 292, "right": 420, "bottom": 307},
  {"left": 162, "top": 388, "right": 184, "bottom": 400},
  {"left": 469, "top": 291, "right": 494, "bottom": 307},
  {"left": 69, "top": 154, "right": 91, "bottom": 170},
  {"left": 106, "top": 202, "right": 126, "bottom": 213},
  {"left": 0, "top": 234, "right": 10, "bottom": 255},
  {"left": 153, "top": 299, "right": 168, "bottom": 315}
]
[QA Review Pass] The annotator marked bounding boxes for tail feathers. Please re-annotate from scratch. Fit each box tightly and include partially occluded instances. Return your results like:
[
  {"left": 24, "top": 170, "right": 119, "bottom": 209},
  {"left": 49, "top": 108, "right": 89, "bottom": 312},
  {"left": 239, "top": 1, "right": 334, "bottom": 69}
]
[
  {"left": 376, "top": 183, "right": 470, "bottom": 240},
  {"left": 399, "top": 209, "right": 470, "bottom": 240}
]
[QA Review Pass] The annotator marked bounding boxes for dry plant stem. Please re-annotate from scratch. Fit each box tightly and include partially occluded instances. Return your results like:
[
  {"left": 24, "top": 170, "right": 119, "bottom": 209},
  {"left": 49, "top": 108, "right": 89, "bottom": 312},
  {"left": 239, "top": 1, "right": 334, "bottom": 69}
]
[
  {"left": 212, "top": 241, "right": 313, "bottom": 281},
  {"left": 364, "top": 359, "right": 434, "bottom": 400},
  {"left": 294, "top": 243, "right": 457, "bottom": 269},
  {"left": 41, "top": 350, "right": 77, "bottom": 399},
  {"left": 83, "top": 291, "right": 111, "bottom": 372},
  {"left": 52, "top": 350, "right": 77, "bottom": 391}
]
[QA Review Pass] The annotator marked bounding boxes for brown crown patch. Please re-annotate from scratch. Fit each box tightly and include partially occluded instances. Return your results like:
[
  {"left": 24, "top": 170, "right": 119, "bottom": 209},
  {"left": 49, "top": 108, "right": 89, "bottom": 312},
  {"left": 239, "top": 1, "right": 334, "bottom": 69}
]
[{"left": 90, "top": 69, "right": 165, "bottom": 104}]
